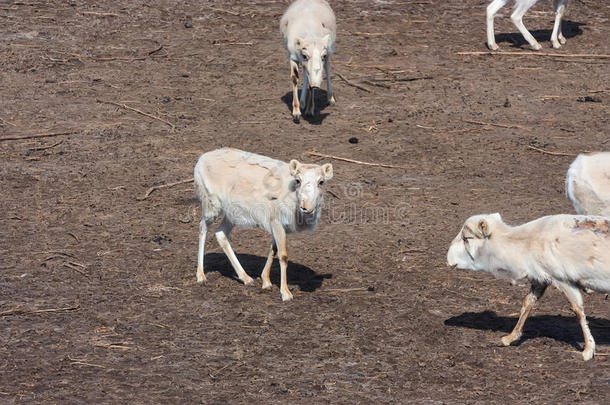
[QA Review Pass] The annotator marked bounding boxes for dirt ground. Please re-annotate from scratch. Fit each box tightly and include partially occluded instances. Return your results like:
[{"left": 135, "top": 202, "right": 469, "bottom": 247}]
[{"left": 1, "top": 0, "right": 609, "bottom": 403}]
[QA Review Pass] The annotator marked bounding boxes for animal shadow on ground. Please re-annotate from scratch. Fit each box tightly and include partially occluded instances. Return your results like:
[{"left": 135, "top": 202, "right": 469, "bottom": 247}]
[
  {"left": 204, "top": 252, "right": 332, "bottom": 292},
  {"left": 445, "top": 310, "right": 610, "bottom": 349},
  {"left": 281, "top": 89, "right": 331, "bottom": 125},
  {"left": 493, "top": 20, "right": 585, "bottom": 48}
]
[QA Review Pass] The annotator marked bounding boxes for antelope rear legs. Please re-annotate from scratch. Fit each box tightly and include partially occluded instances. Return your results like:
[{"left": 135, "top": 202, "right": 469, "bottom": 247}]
[
  {"left": 556, "top": 282, "right": 596, "bottom": 361},
  {"left": 215, "top": 218, "right": 254, "bottom": 286},
  {"left": 500, "top": 281, "right": 548, "bottom": 346}
]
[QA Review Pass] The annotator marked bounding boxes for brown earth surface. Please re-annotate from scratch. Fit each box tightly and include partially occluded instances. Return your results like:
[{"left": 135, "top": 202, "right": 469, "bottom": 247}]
[{"left": 1, "top": 0, "right": 609, "bottom": 403}]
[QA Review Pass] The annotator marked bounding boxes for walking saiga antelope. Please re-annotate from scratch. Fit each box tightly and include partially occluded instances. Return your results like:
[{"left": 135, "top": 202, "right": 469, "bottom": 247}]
[
  {"left": 566, "top": 152, "right": 610, "bottom": 217},
  {"left": 447, "top": 213, "right": 610, "bottom": 360},
  {"left": 281, "top": 0, "right": 336, "bottom": 121},
  {"left": 194, "top": 148, "right": 333, "bottom": 301},
  {"left": 486, "top": 0, "right": 568, "bottom": 50}
]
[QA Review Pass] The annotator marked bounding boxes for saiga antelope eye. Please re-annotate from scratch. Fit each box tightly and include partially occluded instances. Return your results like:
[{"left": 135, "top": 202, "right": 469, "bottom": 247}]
[
  {"left": 318, "top": 180, "right": 324, "bottom": 186},
  {"left": 295, "top": 179, "right": 301, "bottom": 186},
  {"left": 302, "top": 54, "right": 308, "bottom": 61}
]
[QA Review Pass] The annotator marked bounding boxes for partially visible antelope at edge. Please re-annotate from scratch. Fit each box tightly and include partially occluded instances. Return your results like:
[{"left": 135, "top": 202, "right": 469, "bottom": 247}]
[
  {"left": 447, "top": 213, "right": 610, "bottom": 360},
  {"left": 486, "top": 0, "right": 569, "bottom": 51},
  {"left": 194, "top": 148, "right": 334, "bottom": 301},
  {"left": 566, "top": 152, "right": 610, "bottom": 218},
  {"left": 281, "top": 0, "right": 336, "bottom": 122}
]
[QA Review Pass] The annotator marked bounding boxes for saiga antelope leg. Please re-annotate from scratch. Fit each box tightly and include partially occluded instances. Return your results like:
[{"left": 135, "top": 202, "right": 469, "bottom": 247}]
[
  {"left": 271, "top": 221, "right": 292, "bottom": 301},
  {"left": 215, "top": 218, "right": 254, "bottom": 286},
  {"left": 261, "top": 241, "right": 277, "bottom": 290},
  {"left": 500, "top": 282, "right": 547, "bottom": 346},
  {"left": 290, "top": 60, "right": 301, "bottom": 121},
  {"left": 556, "top": 281, "right": 595, "bottom": 361}
]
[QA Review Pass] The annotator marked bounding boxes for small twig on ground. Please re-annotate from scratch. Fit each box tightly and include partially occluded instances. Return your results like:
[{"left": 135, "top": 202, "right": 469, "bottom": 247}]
[
  {"left": 68, "top": 357, "right": 106, "bottom": 368},
  {"left": 137, "top": 177, "right": 194, "bottom": 200},
  {"left": 148, "top": 45, "right": 164, "bottom": 55},
  {"left": 28, "top": 140, "right": 64, "bottom": 151},
  {"left": 213, "top": 41, "right": 254, "bottom": 46},
  {"left": 326, "top": 189, "right": 340, "bottom": 199},
  {"left": 323, "top": 287, "right": 370, "bottom": 293},
  {"left": 527, "top": 145, "right": 585, "bottom": 157},
  {"left": 97, "top": 99, "right": 175, "bottom": 129},
  {"left": 458, "top": 51, "right": 610, "bottom": 59},
  {"left": 362, "top": 80, "right": 391, "bottom": 89},
  {"left": 0, "top": 130, "right": 77, "bottom": 142},
  {"left": 205, "top": 6, "right": 240, "bottom": 16},
  {"left": 566, "top": 350, "right": 609, "bottom": 356},
  {"left": 464, "top": 119, "right": 525, "bottom": 129},
  {"left": 352, "top": 31, "right": 398, "bottom": 36},
  {"left": 0, "top": 304, "right": 80, "bottom": 317},
  {"left": 371, "top": 76, "right": 434, "bottom": 82},
  {"left": 335, "top": 71, "right": 372, "bottom": 93},
  {"left": 82, "top": 11, "right": 120, "bottom": 17},
  {"left": 63, "top": 262, "right": 88, "bottom": 275},
  {"left": 306, "top": 151, "right": 408, "bottom": 169},
  {"left": 0, "top": 117, "right": 17, "bottom": 127}
]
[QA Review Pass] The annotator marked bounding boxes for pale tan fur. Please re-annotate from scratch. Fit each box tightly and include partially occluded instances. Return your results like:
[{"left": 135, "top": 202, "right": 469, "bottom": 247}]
[
  {"left": 280, "top": 0, "right": 336, "bottom": 121},
  {"left": 447, "top": 213, "right": 610, "bottom": 360},
  {"left": 194, "top": 148, "right": 333, "bottom": 301},
  {"left": 566, "top": 152, "right": 610, "bottom": 217}
]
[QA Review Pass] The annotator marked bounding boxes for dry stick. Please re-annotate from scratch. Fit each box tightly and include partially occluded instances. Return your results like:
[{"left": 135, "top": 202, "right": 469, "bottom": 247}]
[
  {"left": 323, "top": 287, "right": 370, "bottom": 293},
  {"left": 526, "top": 145, "right": 586, "bottom": 157},
  {"left": 306, "top": 151, "right": 408, "bottom": 169},
  {"left": 0, "top": 117, "right": 17, "bottom": 127},
  {"left": 464, "top": 119, "right": 525, "bottom": 129},
  {"left": 0, "top": 304, "right": 80, "bottom": 316},
  {"left": 457, "top": 51, "right": 610, "bottom": 59},
  {"left": 68, "top": 357, "right": 106, "bottom": 368},
  {"left": 82, "top": 11, "right": 120, "bottom": 17},
  {"left": 206, "top": 6, "right": 240, "bottom": 16},
  {"left": 28, "top": 140, "right": 64, "bottom": 151},
  {"left": 352, "top": 31, "right": 398, "bottom": 36},
  {"left": 137, "top": 177, "right": 194, "bottom": 200},
  {"left": 335, "top": 71, "right": 372, "bottom": 93},
  {"left": 213, "top": 42, "right": 254, "bottom": 46},
  {"left": 96, "top": 99, "right": 175, "bottom": 129},
  {"left": 0, "top": 130, "right": 77, "bottom": 142}
]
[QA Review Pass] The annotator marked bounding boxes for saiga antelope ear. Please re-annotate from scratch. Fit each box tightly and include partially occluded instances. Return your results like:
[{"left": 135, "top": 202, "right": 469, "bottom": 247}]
[
  {"left": 478, "top": 220, "right": 491, "bottom": 239},
  {"left": 289, "top": 159, "right": 301, "bottom": 176},
  {"left": 321, "top": 163, "right": 333, "bottom": 181}
]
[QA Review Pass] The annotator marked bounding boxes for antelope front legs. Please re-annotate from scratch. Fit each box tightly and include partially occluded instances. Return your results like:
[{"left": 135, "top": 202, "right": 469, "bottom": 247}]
[
  {"left": 551, "top": 0, "right": 567, "bottom": 48},
  {"left": 324, "top": 55, "right": 335, "bottom": 105},
  {"left": 260, "top": 241, "right": 277, "bottom": 290},
  {"left": 510, "top": 0, "right": 543, "bottom": 50},
  {"left": 486, "top": 0, "right": 509, "bottom": 51},
  {"left": 290, "top": 60, "right": 301, "bottom": 122},
  {"left": 271, "top": 222, "right": 292, "bottom": 301},
  {"left": 500, "top": 281, "right": 548, "bottom": 346}
]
